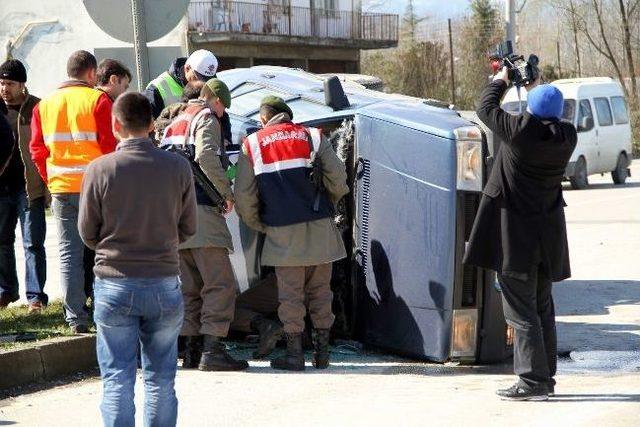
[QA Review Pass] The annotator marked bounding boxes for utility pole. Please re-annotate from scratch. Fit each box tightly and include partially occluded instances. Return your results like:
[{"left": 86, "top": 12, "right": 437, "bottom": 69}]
[
  {"left": 131, "top": 0, "right": 150, "bottom": 90},
  {"left": 556, "top": 41, "right": 562, "bottom": 78},
  {"left": 505, "top": 0, "right": 516, "bottom": 46},
  {"left": 448, "top": 18, "right": 456, "bottom": 105}
]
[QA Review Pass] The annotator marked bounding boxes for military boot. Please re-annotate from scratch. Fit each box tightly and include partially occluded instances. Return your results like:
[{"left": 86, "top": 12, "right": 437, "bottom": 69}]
[
  {"left": 198, "top": 335, "right": 249, "bottom": 372},
  {"left": 182, "top": 336, "right": 203, "bottom": 369},
  {"left": 250, "top": 316, "right": 284, "bottom": 359},
  {"left": 270, "top": 333, "right": 305, "bottom": 371},
  {"left": 312, "top": 329, "right": 331, "bottom": 369}
]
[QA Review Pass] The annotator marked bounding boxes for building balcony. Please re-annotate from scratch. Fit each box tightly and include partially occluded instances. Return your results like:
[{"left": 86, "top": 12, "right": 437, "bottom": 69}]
[{"left": 188, "top": 1, "right": 399, "bottom": 50}]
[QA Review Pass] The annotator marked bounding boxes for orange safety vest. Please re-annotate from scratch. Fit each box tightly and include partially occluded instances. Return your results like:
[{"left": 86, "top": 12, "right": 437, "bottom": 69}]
[{"left": 37, "top": 85, "right": 104, "bottom": 194}]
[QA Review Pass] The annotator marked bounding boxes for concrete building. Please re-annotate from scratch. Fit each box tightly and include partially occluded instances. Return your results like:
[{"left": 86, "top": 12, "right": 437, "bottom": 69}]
[
  {"left": 0, "top": 0, "right": 398, "bottom": 97},
  {"left": 187, "top": 0, "right": 399, "bottom": 73},
  {"left": 0, "top": 0, "right": 187, "bottom": 96}
]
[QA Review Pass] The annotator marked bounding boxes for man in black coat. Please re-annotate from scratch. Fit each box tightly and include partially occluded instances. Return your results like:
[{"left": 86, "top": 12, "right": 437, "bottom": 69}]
[{"left": 464, "top": 67, "right": 577, "bottom": 401}]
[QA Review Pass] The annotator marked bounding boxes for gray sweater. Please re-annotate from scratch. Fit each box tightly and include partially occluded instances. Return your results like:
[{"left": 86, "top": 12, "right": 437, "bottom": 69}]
[{"left": 79, "top": 137, "right": 197, "bottom": 278}]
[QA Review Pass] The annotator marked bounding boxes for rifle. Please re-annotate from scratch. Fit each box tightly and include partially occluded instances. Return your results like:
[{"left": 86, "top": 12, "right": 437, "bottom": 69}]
[
  {"left": 307, "top": 133, "right": 324, "bottom": 212},
  {"left": 164, "top": 144, "right": 226, "bottom": 212}
]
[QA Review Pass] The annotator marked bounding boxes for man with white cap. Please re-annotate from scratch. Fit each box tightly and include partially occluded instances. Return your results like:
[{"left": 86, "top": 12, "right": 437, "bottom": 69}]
[
  {"left": 145, "top": 49, "right": 219, "bottom": 119},
  {"left": 146, "top": 50, "right": 233, "bottom": 147}
]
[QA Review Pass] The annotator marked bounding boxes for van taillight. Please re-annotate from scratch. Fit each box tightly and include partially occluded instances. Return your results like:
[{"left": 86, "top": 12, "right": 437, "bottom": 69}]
[{"left": 451, "top": 309, "right": 478, "bottom": 359}]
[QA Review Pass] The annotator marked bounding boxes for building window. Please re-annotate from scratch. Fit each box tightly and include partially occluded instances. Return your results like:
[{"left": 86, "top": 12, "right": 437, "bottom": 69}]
[
  {"left": 317, "top": 0, "right": 340, "bottom": 18},
  {"left": 267, "top": 0, "right": 291, "bottom": 14},
  {"left": 324, "top": 0, "right": 337, "bottom": 10}
]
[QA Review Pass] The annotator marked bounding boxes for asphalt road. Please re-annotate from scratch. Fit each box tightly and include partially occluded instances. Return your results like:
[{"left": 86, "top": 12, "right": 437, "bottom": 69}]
[{"left": 2, "top": 162, "right": 640, "bottom": 426}]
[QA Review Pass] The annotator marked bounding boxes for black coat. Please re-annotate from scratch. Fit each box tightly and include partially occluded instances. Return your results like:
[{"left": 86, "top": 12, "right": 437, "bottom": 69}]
[{"left": 463, "top": 80, "right": 577, "bottom": 281}]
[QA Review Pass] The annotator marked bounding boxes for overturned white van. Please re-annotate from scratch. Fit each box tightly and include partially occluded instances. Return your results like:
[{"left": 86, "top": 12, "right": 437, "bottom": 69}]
[{"left": 502, "top": 77, "right": 633, "bottom": 189}]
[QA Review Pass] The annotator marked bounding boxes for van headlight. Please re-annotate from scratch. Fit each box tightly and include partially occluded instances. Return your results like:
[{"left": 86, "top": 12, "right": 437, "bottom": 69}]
[{"left": 455, "top": 126, "right": 483, "bottom": 192}]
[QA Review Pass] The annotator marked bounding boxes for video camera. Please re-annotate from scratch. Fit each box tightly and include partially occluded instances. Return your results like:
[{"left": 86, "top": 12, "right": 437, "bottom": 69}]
[{"left": 489, "top": 41, "right": 540, "bottom": 87}]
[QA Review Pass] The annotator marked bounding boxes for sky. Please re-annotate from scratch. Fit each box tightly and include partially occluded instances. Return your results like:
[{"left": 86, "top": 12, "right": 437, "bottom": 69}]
[{"left": 363, "top": 0, "right": 472, "bottom": 18}]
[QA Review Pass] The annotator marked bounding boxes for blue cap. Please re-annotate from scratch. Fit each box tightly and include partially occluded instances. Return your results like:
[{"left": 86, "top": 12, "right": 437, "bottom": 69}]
[{"left": 526, "top": 84, "right": 564, "bottom": 120}]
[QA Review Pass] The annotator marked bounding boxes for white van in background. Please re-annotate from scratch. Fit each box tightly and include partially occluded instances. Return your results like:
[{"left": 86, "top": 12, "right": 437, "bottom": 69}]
[{"left": 501, "top": 78, "right": 633, "bottom": 189}]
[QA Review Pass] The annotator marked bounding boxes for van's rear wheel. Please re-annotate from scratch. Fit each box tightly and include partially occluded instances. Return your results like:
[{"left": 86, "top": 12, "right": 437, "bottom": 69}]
[
  {"left": 570, "top": 157, "right": 589, "bottom": 190},
  {"left": 611, "top": 153, "right": 629, "bottom": 185}
]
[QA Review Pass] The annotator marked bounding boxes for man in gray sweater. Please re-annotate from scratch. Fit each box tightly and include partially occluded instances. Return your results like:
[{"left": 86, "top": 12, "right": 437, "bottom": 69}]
[{"left": 79, "top": 92, "right": 196, "bottom": 427}]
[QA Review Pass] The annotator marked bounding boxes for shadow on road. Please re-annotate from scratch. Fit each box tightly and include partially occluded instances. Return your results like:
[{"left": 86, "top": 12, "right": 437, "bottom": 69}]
[
  {"left": 0, "top": 421, "right": 17, "bottom": 425},
  {"left": 553, "top": 280, "right": 640, "bottom": 371},
  {"left": 554, "top": 280, "right": 640, "bottom": 317},
  {"left": 563, "top": 181, "right": 640, "bottom": 191},
  {"left": 550, "top": 394, "right": 640, "bottom": 403}
]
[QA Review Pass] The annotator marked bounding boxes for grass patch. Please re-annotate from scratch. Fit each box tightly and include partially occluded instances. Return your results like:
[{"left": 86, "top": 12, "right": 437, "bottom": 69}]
[{"left": 0, "top": 301, "right": 75, "bottom": 351}]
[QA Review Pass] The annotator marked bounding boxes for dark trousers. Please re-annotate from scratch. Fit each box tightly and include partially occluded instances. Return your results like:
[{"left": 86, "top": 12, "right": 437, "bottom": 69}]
[
  {"left": 231, "top": 272, "right": 279, "bottom": 334},
  {"left": 498, "top": 264, "right": 557, "bottom": 389},
  {"left": 0, "top": 191, "right": 47, "bottom": 304}
]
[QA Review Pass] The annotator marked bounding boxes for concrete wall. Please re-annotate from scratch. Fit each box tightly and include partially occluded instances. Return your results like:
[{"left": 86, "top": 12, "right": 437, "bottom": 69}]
[{"left": 1, "top": 0, "right": 187, "bottom": 97}]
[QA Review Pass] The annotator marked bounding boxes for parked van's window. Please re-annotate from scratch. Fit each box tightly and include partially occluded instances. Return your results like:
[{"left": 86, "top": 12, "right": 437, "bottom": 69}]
[
  {"left": 249, "top": 99, "right": 333, "bottom": 122},
  {"left": 228, "top": 86, "right": 292, "bottom": 116},
  {"left": 577, "top": 99, "right": 594, "bottom": 132},
  {"left": 594, "top": 97, "right": 613, "bottom": 126},
  {"left": 610, "top": 96, "right": 629, "bottom": 124},
  {"left": 562, "top": 100, "right": 576, "bottom": 122}
]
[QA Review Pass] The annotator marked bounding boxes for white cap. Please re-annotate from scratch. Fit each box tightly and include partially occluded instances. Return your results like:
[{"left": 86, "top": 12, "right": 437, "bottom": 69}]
[{"left": 185, "top": 49, "right": 218, "bottom": 79}]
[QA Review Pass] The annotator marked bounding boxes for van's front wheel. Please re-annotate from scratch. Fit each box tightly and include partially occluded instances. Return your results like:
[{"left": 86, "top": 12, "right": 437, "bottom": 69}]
[
  {"left": 570, "top": 156, "right": 589, "bottom": 190},
  {"left": 611, "top": 153, "right": 629, "bottom": 185}
]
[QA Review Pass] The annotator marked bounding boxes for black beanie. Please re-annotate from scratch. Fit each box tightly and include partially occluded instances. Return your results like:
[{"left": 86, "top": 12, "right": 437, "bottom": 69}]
[{"left": 0, "top": 60, "right": 27, "bottom": 83}]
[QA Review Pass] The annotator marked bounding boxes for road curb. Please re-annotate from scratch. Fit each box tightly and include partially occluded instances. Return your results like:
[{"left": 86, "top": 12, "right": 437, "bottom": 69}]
[{"left": 0, "top": 335, "right": 97, "bottom": 390}]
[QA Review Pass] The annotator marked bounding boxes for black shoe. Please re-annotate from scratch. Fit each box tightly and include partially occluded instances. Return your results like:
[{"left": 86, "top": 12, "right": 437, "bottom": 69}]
[
  {"left": 183, "top": 336, "right": 203, "bottom": 369},
  {"left": 71, "top": 324, "right": 89, "bottom": 334},
  {"left": 198, "top": 335, "right": 249, "bottom": 372},
  {"left": 0, "top": 294, "right": 18, "bottom": 308},
  {"left": 496, "top": 383, "right": 549, "bottom": 401},
  {"left": 312, "top": 329, "right": 331, "bottom": 369},
  {"left": 548, "top": 384, "right": 555, "bottom": 396},
  {"left": 250, "top": 317, "right": 283, "bottom": 359},
  {"left": 271, "top": 333, "right": 305, "bottom": 371}
]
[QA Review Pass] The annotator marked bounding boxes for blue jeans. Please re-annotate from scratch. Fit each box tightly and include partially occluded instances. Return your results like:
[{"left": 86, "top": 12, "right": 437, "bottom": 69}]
[
  {"left": 51, "top": 194, "right": 89, "bottom": 326},
  {"left": 0, "top": 191, "right": 47, "bottom": 304},
  {"left": 94, "top": 276, "right": 184, "bottom": 427}
]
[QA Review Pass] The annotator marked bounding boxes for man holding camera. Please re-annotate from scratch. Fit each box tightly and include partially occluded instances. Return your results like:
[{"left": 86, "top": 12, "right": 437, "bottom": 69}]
[{"left": 464, "top": 67, "right": 577, "bottom": 401}]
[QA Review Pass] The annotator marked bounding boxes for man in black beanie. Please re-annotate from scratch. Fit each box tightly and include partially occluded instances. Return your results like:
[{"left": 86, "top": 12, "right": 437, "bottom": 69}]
[{"left": 0, "top": 59, "right": 49, "bottom": 311}]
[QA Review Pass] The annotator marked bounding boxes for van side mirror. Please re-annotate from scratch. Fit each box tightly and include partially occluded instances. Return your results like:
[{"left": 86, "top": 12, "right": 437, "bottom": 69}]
[
  {"left": 578, "top": 116, "right": 593, "bottom": 132},
  {"left": 324, "top": 76, "right": 350, "bottom": 111}
]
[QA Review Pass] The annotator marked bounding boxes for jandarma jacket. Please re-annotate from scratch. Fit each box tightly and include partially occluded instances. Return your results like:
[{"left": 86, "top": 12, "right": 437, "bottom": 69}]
[
  {"left": 242, "top": 119, "right": 333, "bottom": 227},
  {"left": 160, "top": 100, "right": 234, "bottom": 252},
  {"left": 235, "top": 113, "right": 349, "bottom": 267}
]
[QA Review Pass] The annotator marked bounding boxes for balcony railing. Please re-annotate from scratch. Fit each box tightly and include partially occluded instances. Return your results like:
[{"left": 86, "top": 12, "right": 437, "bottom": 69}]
[{"left": 188, "top": 1, "right": 399, "bottom": 43}]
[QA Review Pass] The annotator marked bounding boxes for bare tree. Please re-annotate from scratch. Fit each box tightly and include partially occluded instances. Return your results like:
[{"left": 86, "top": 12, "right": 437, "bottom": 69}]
[{"left": 550, "top": 0, "right": 638, "bottom": 107}]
